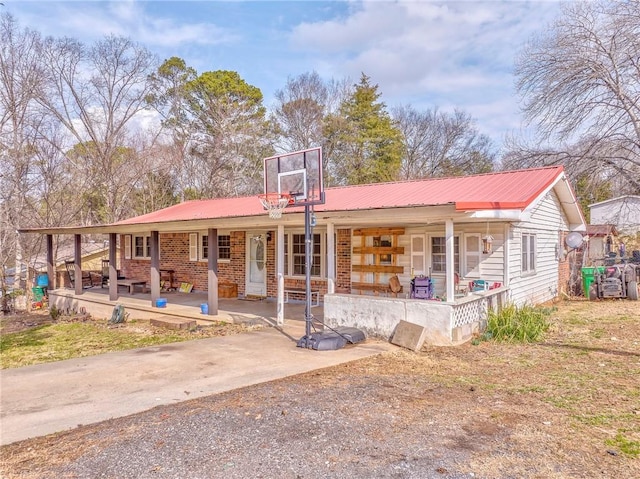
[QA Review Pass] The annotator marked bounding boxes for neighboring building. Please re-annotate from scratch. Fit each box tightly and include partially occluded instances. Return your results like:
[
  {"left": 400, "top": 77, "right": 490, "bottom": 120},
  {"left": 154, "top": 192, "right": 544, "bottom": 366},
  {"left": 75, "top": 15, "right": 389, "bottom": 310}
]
[
  {"left": 589, "top": 195, "right": 640, "bottom": 235},
  {"left": 20, "top": 166, "right": 586, "bottom": 344},
  {"left": 583, "top": 224, "right": 619, "bottom": 264}
]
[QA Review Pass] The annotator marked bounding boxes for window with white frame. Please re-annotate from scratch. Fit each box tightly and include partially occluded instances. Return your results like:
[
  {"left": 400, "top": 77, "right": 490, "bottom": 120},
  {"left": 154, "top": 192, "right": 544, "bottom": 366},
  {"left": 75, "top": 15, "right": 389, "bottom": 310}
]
[
  {"left": 284, "top": 232, "right": 322, "bottom": 277},
  {"left": 190, "top": 233, "right": 232, "bottom": 261},
  {"left": 133, "top": 234, "right": 151, "bottom": 258},
  {"left": 199, "top": 234, "right": 231, "bottom": 261},
  {"left": 522, "top": 233, "right": 536, "bottom": 273},
  {"left": 431, "top": 236, "right": 460, "bottom": 273}
]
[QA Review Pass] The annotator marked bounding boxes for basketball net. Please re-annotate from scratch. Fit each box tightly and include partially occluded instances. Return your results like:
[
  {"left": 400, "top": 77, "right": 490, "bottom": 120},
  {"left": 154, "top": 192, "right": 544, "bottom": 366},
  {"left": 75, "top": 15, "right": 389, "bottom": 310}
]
[{"left": 258, "top": 193, "right": 292, "bottom": 219}]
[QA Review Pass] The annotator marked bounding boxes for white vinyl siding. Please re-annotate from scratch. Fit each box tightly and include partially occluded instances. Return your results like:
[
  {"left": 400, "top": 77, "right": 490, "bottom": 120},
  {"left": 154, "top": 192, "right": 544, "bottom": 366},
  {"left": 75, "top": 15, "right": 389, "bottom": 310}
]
[{"left": 508, "top": 190, "right": 566, "bottom": 305}]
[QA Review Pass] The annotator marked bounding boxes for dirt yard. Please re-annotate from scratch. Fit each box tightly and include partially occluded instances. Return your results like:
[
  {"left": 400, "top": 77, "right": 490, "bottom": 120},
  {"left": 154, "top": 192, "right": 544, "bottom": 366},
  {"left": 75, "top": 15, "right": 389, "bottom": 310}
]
[{"left": 0, "top": 300, "right": 639, "bottom": 479}]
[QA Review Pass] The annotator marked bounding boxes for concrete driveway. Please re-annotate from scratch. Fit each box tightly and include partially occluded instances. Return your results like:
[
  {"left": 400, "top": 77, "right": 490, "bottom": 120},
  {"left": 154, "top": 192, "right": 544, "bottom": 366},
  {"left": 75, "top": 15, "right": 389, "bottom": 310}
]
[{"left": 0, "top": 321, "right": 395, "bottom": 446}]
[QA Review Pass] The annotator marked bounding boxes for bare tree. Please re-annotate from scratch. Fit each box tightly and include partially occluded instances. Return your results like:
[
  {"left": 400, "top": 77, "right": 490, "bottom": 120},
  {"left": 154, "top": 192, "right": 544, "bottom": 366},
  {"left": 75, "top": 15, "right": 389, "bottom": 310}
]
[
  {"left": 513, "top": 0, "right": 640, "bottom": 194},
  {"left": 393, "top": 105, "right": 495, "bottom": 179},
  {"left": 0, "top": 13, "right": 46, "bottom": 295},
  {"left": 37, "top": 34, "right": 159, "bottom": 222}
]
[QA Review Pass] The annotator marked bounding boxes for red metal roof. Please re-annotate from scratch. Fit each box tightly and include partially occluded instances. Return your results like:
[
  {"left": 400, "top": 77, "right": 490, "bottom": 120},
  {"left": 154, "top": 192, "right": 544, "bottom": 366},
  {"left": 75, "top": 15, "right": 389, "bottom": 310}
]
[{"left": 115, "top": 166, "right": 565, "bottom": 225}]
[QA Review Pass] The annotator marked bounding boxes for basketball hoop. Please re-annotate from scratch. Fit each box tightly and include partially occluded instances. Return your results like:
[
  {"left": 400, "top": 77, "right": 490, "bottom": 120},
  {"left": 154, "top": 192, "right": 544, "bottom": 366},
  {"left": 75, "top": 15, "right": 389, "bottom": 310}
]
[{"left": 258, "top": 193, "right": 292, "bottom": 219}]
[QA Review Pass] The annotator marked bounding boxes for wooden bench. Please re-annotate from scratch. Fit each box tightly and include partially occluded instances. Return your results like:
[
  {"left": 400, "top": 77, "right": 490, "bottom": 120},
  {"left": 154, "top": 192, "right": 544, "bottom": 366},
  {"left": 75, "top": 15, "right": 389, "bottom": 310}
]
[
  {"left": 352, "top": 282, "right": 403, "bottom": 297},
  {"left": 117, "top": 279, "right": 147, "bottom": 294},
  {"left": 284, "top": 288, "right": 320, "bottom": 307}
]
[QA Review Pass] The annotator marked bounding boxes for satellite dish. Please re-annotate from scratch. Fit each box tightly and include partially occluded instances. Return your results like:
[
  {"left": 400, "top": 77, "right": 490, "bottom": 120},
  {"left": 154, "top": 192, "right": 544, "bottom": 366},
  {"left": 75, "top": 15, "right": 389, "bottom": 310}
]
[{"left": 565, "top": 232, "right": 584, "bottom": 249}]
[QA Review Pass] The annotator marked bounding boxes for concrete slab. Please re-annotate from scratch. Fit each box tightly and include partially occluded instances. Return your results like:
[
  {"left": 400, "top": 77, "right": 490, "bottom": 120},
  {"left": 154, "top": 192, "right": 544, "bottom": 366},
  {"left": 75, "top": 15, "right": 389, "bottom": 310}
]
[
  {"left": 391, "top": 320, "right": 427, "bottom": 352},
  {"left": 0, "top": 322, "right": 396, "bottom": 445},
  {"left": 150, "top": 316, "right": 197, "bottom": 330}
]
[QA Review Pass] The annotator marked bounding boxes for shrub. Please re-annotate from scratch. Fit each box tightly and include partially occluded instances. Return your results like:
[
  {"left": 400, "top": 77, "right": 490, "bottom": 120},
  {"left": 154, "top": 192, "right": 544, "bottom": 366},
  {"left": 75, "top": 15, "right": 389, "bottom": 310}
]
[
  {"left": 485, "top": 304, "right": 552, "bottom": 343},
  {"left": 50, "top": 305, "right": 61, "bottom": 321}
]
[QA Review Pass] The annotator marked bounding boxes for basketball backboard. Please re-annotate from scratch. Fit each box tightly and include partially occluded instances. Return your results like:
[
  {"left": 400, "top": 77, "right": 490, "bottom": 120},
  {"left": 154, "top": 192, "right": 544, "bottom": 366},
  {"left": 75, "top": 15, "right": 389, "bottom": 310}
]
[{"left": 263, "top": 147, "right": 324, "bottom": 206}]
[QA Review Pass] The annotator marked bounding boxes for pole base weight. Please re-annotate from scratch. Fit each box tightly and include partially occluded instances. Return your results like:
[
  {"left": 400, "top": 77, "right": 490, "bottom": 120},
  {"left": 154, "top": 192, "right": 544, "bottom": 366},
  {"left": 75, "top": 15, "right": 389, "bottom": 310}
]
[{"left": 296, "top": 327, "right": 366, "bottom": 350}]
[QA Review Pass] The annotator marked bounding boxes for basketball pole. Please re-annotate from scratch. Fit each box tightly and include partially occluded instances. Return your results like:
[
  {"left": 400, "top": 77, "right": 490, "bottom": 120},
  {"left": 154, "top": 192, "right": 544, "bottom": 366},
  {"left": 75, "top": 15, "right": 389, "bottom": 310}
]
[{"left": 302, "top": 202, "right": 313, "bottom": 345}]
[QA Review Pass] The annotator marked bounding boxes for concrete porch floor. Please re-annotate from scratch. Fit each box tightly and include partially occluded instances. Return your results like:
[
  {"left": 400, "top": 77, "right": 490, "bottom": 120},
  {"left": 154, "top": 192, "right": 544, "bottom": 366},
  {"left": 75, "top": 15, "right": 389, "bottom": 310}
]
[{"left": 48, "top": 287, "right": 320, "bottom": 330}]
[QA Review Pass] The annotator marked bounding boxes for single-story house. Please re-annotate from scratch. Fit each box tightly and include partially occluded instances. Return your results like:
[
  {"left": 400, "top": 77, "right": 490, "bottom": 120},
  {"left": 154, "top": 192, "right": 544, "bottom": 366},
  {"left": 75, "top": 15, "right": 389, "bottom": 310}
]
[
  {"left": 19, "top": 166, "right": 585, "bottom": 345},
  {"left": 589, "top": 195, "right": 640, "bottom": 235}
]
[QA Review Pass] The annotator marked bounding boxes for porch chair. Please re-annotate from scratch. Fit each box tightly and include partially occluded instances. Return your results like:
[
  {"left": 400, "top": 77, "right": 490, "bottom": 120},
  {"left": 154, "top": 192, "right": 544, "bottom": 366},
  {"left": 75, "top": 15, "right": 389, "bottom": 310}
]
[
  {"left": 454, "top": 272, "right": 467, "bottom": 297},
  {"left": 100, "top": 259, "right": 125, "bottom": 288},
  {"left": 64, "top": 260, "right": 95, "bottom": 289}
]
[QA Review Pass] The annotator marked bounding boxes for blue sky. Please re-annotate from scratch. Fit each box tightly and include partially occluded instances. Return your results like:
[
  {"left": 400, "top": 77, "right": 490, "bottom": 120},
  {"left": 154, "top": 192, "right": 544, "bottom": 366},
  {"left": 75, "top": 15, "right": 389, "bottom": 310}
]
[{"left": 5, "top": 0, "right": 565, "bottom": 152}]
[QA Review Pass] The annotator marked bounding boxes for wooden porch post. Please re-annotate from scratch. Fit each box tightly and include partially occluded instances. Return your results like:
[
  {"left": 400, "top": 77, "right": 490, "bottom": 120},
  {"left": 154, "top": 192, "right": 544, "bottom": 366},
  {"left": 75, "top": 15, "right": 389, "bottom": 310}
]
[
  {"left": 445, "top": 219, "right": 455, "bottom": 302},
  {"left": 207, "top": 228, "right": 218, "bottom": 316},
  {"left": 46, "top": 234, "right": 54, "bottom": 290},
  {"left": 150, "top": 231, "right": 160, "bottom": 306},
  {"left": 109, "top": 233, "right": 117, "bottom": 301},
  {"left": 276, "top": 224, "right": 285, "bottom": 326},
  {"left": 326, "top": 221, "right": 336, "bottom": 294},
  {"left": 73, "top": 234, "right": 82, "bottom": 295}
]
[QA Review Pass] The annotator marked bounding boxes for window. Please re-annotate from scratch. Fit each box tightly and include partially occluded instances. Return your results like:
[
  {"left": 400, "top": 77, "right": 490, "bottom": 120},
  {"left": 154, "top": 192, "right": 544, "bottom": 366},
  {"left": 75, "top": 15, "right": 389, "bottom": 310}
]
[
  {"left": 284, "top": 232, "right": 322, "bottom": 277},
  {"left": 134, "top": 235, "right": 150, "bottom": 258},
  {"left": 522, "top": 233, "right": 536, "bottom": 273},
  {"left": 196, "top": 233, "right": 231, "bottom": 261},
  {"left": 218, "top": 235, "right": 231, "bottom": 260},
  {"left": 431, "top": 236, "right": 459, "bottom": 273}
]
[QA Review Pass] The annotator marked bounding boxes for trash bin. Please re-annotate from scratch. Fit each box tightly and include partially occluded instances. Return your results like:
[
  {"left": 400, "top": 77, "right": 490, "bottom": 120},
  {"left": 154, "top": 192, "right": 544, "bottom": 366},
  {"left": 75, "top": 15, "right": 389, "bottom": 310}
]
[
  {"left": 581, "top": 266, "right": 605, "bottom": 297},
  {"left": 32, "top": 286, "right": 46, "bottom": 301}
]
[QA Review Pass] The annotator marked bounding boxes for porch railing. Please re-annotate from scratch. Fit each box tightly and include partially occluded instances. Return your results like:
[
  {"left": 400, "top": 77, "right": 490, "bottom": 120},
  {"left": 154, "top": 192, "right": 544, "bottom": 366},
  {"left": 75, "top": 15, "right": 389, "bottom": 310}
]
[{"left": 452, "top": 286, "right": 509, "bottom": 329}]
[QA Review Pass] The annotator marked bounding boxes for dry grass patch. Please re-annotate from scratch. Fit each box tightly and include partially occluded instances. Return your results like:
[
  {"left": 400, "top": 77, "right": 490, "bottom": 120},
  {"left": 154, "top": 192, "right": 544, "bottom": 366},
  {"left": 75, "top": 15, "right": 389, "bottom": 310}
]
[{"left": 0, "top": 299, "right": 638, "bottom": 479}]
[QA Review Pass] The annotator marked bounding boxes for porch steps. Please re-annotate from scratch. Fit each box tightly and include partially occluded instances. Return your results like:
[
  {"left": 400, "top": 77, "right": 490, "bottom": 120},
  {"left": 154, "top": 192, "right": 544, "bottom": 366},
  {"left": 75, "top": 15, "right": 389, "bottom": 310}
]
[{"left": 151, "top": 316, "right": 197, "bottom": 331}]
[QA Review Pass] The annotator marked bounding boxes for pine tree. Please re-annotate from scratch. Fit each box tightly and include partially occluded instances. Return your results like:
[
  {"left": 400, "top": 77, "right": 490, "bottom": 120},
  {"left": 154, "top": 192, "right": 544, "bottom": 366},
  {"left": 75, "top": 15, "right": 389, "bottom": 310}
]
[{"left": 324, "top": 74, "right": 403, "bottom": 185}]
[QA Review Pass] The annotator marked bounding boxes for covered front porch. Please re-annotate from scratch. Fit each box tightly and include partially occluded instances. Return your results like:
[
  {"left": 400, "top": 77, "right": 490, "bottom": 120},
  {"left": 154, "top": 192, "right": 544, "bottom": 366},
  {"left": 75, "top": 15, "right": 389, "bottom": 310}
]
[
  {"left": 47, "top": 282, "right": 508, "bottom": 346},
  {"left": 47, "top": 287, "right": 316, "bottom": 328}
]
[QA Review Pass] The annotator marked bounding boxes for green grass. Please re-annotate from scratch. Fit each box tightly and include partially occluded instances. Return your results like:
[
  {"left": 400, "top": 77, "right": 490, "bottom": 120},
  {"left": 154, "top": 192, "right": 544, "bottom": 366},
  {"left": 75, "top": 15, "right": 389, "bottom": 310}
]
[
  {"left": 0, "top": 322, "right": 187, "bottom": 369},
  {"left": 606, "top": 432, "right": 640, "bottom": 458},
  {"left": 484, "top": 304, "right": 552, "bottom": 343}
]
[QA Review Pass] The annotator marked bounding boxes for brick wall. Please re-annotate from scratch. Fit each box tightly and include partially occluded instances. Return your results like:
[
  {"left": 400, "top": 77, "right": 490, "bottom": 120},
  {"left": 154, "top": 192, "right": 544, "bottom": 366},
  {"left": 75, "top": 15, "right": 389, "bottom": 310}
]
[
  {"left": 119, "top": 228, "right": 353, "bottom": 300},
  {"left": 120, "top": 232, "right": 246, "bottom": 293},
  {"left": 557, "top": 231, "right": 571, "bottom": 296}
]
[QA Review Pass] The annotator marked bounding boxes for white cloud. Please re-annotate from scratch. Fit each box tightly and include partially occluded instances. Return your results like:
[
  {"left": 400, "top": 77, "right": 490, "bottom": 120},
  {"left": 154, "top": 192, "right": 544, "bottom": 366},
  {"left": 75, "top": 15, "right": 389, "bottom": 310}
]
[
  {"left": 289, "top": 0, "right": 563, "bottom": 147},
  {"left": 15, "top": 0, "right": 234, "bottom": 48}
]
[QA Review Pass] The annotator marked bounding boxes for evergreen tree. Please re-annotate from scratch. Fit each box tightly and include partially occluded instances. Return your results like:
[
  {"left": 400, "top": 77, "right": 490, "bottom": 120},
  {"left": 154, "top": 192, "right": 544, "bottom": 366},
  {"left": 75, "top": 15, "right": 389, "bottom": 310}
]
[{"left": 323, "top": 74, "right": 403, "bottom": 185}]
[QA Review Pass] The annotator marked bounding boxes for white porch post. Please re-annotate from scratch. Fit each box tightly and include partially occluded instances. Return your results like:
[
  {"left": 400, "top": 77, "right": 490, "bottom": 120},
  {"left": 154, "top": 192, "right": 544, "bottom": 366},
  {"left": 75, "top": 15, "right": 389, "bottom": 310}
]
[
  {"left": 503, "top": 223, "right": 510, "bottom": 288},
  {"left": 327, "top": 221, "right": 336, "bottom": 294},
  {"left": 277, "top": 224, "right": 285, "bottom": 326},
  {"left": 446, "top": 219, "right": 455, "bottom": 302}
]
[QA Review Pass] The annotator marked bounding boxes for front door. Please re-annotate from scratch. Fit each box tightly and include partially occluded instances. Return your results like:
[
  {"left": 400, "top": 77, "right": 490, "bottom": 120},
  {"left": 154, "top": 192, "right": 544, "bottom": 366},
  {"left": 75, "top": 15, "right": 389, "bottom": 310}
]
[{"left": 246, "top": 232, "right": 267, "bottom": 297}]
